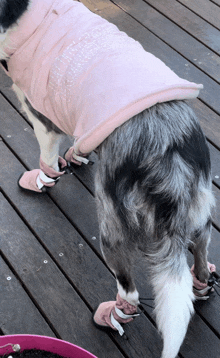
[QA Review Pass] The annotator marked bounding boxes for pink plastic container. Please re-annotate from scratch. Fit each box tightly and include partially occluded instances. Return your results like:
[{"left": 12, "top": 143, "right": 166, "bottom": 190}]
[{"left": 0, "top": 335, "right": 97, "bottom": 358}]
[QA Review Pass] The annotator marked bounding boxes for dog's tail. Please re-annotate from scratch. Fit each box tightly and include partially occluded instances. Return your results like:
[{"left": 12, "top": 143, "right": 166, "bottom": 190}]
[{"left": 149, "top": 244, "right": 194, "bottom": 358}]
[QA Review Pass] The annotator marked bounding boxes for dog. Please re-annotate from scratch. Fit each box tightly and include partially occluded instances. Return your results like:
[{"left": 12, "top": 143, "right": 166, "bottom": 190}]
[{"left": 0, "top": 1, "right": 216, "bottom": 357}]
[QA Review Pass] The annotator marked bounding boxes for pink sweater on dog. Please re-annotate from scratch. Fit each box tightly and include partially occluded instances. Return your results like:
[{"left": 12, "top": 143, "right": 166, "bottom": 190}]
[{"left": 5, "top": 0, "right": 203, "bottom": 154}]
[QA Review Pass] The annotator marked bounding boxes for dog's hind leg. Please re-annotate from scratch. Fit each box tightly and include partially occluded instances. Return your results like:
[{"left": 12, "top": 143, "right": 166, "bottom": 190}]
[
  {"left": 93, "top": 240, "right": 140, "bottom": 336},
  {"left": 101, "top": 240, "right": 139, "bottom": 307},
  {"left": 191, "top": 219, "right": 212, "bottom": 282},
  {"left": 93, "top": 183, "right": 140, "bottom": 335},
  {"left": 13, "top": 84, "right": 66, "bottom": 192},
  {"left": 189, "top": 186, "right": 216, "bottom": 298}
]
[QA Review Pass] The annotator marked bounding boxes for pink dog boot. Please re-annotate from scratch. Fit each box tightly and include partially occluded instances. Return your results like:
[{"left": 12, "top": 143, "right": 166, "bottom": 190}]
[
  {"left": 18, "top": 156, "right": 67, "bottom": 193},
  {"left": 64, "top": 146, "right": 93, "bottom": 166},
  {"left": 93, "top": 294, "right": 139, "bottom": 337},
  {"left": 191, "top": 262, "right": 216, "bottom": 300}
]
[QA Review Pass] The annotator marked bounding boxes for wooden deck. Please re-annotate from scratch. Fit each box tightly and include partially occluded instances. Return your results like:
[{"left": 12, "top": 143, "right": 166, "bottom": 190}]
[{"left": 1, "top": 1, "right": 220, "bottom": 357}]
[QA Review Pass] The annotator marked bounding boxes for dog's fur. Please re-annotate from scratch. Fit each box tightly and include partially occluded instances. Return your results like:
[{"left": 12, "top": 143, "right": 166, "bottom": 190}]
[{"left": 0, "top": 1, "right": 215, "bottom": 357}]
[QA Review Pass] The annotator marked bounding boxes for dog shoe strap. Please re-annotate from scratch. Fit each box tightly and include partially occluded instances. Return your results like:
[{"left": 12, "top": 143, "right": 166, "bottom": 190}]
[
  {"left": 110, "top": 312, "right": 125, "bottom": 336},
  {"left": 193, "top": 286, "right": 211, "bottom": 295},
  {"left": 114, "top": 306, "right": 140, "bottom": 319},
  {"left": 37, "top": 170, "right": 59, "bottom": 189},
  {"left": 72, "top": 152, "right": 90, "bottom": 165}
]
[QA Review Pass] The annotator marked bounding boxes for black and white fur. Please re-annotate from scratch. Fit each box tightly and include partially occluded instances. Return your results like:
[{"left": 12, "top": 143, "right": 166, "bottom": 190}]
[{"left": 0, "top": 1, "right": 215, "bottom": 357}]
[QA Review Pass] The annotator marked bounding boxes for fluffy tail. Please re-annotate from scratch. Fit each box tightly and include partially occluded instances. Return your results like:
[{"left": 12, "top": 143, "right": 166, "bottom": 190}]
[{"left": 151, "top": 249, "right": 194, "bottom": 358}]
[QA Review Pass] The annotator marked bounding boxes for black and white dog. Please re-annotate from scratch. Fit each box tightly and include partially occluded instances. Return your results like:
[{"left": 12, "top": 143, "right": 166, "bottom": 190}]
[{"left": 0, "top": 1, "right": 216, "bottom": 357}]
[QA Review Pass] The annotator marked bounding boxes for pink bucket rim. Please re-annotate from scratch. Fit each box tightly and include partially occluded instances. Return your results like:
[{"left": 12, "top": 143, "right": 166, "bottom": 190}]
[{"left": 0, "top": 334, "right": 98, "bottom": 358}]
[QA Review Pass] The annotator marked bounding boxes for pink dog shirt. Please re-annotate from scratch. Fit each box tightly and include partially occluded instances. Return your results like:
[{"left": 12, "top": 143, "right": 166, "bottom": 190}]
[{"left": 5, "top": 0, "right": 203, "bottom": 154}]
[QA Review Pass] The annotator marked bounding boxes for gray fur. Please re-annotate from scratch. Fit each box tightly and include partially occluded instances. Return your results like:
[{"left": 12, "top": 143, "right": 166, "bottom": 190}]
[{"left": 96, "top": 99, "right": 214, "bottom": 286}]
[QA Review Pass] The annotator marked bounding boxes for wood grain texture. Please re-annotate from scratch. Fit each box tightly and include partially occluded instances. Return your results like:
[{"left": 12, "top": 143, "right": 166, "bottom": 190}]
[
  {"left": 178, "top": 0, "right": 220, "bottom": 30},
  {"left": 110, "top": 0, "right": 220, "bottom": 83},
  {"left": 0, "top": 193, "right": 125, "bottom": 358},
  {"left": 142, "top": 0, "right": 220, "bottom": 53},
  {"left": 0, "top": 257, "right": 56, "bottom": 337}
]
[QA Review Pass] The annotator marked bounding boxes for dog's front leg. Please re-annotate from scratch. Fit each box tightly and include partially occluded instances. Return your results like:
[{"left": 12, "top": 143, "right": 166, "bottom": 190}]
[
  {"left": 13, "top": 84, "right": 66, "bottom": 193},
  {"left": 31, "top": 116, "right": 63, "bottom": 172},
  {"left": 18, "top": 119, "right": 66, "bottom": 193}
]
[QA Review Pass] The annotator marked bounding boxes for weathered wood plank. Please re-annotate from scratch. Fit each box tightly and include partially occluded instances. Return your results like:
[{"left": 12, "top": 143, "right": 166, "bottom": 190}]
[
  {"left": 0, "top": 193, "right": 125, "bottom": 358},
  {"left": 178, "top": 0, "right": 220, "bottom": 30},
  {"left": 180, "top": 312, "right": 220, "bottom": 358},
  {"left": 141, "top": 0, "right": 220, "bottom": 53},
  {"left": 190, "top": 100, "right": 220, "bottom": 149},
  {"left": 109, "top": 0, "right": 220, "bottom": 83},
  {"left": 0, "top": 257, "right": 56, "bottom": 337}
]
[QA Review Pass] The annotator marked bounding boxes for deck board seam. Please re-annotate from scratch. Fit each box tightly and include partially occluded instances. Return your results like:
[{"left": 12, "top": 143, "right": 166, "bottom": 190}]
[
  {"left": 211, "top": 221, "right": 220, "bottom": 234},
  {"left": 207, "top": 137, "right": 220, "bottom": 153},
  {"left": 197, "top": 98, "right": 220, "bottom": 122},
  {"left": 0, "top": 211, "right": 131, "bottom": 358},
  {"left": 194, "top": 307, "right": 220, "bottom": 339},
  {"left": 110, "top": 0, "right": 220, "bottom": 83},
  {"left": 0, "top": 186, "right": 171, "bottom": 338},
  {"left": 141, "top": 0, "right": 220, "bottom": 56},
  {"left": 210, "top": 0, "right": 220, "bottom": 7},
  {"left": 72, "top": 172, "right": 95, "bottom": 197},
  {"left": 0, "top": 90, "right": 33, "bottom": 129},
  {"left": 176, "top": 0, "right": 220, "bottom": 31},
  {"left": 46, "top": 191, "right": 109, "bottom": 265},
  {"left": 0, "top": 135, "right": 29, "bottom": 171},
  {"left": 0, "top": 140, "right": 105, "bottom": 267},
  {"left": 0, "top": 187, "right": 108, "bottom": 310},
  {"left": 0, "top": 250, "right": 62, "bottom": 339}
]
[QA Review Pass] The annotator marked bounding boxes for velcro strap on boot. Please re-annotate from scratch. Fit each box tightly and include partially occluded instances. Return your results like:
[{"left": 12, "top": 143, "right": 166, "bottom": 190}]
[
  {"left": 36, "top": 170, "right": 60, "bottom": 190},
  {"left": 110, "top": 313, "right": 125, "bottom": 336},
  {"left": 72, "top": 152, "right": 90, "bottom": 165},
  {"left": 115, "top": 307, "right": 140, "bottom": 319},
  {"left": 65, "top": 146, "right": 93, "bottom": 165},
  {"left": 193, "top": 286, "right": 212, "bottom": 300},
  {"left": 110, "top": 307, "right": 140, "bottom": 336}
]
